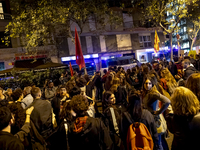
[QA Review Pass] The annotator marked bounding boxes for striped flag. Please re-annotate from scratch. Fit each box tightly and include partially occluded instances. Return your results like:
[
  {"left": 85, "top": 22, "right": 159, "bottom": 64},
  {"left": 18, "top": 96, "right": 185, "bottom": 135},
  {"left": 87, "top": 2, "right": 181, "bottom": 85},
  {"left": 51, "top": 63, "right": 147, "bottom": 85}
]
[{"left": 154, "top": 30, "right": 160, "bottom": 53}]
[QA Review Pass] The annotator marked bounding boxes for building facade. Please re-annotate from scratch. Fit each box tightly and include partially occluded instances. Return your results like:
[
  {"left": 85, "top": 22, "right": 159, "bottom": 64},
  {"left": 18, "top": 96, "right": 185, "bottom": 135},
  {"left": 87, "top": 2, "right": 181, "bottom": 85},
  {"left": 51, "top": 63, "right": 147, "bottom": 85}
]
[{"left": 0, "top": 0, "right": 166, "bottom": 70}]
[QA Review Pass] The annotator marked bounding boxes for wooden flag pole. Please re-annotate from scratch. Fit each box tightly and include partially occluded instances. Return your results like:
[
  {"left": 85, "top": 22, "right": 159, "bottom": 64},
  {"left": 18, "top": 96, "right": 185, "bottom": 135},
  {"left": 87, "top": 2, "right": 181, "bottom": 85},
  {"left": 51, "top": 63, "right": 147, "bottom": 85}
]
[{"left": 84, "top": 67, "right": 87, "bottom": 75}]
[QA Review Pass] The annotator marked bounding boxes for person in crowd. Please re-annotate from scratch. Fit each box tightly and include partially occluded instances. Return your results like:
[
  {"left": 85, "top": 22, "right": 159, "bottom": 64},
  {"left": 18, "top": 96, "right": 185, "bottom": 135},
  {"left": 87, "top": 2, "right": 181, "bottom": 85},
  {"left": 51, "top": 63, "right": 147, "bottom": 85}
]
[
  {"left": 166, "top": 87, "right": 200, "bottom": 150},
  {"left": 160, "top": 69, "right": 177, "bottom": 95},
  {"left": 142, "top": 65, "right": 151, "bottom": 76},
  {"left": 125, "top": 69, "right": 132, "bottom": 86},
  {"left": 8, "top": 101, "right": 26, "bottom": 135},
  {"left": 158, "top": 61, "right": 166, "bottom": 77},
  {"left": 105, "top": 73, "right": 114, "bottom": 91},
  {"left": 142, "top": 74, "right": 171, "bottom": 150},
  {"left": 182, "top": 59, "right": 197, "bottom": 80},
  {"left": 4, "top": 88, "right": 12, "bottom": 102},
  {"left": 129, "top": 67, "right": 140, "bottom": 89},
  {"left": 168, "top": 61, "right": 178, "bottom": 77},
  {"left": 0, "top": 106, "right": 34, "bottom": 150},
  {"left": 51, "top": 85, "right": 70, "bottom": 124},
  {"left": 94, "top": 71, "right": 103, "bottom": 101},
  {"left": 76, "top": 72, "right": 87, "bottom": 88},
  {"left": 102, "top": 91, "right": 123, "bottom": 149},
  {"left": 110, "top": 77, "right": 120, "bottom": 95},
  {"left": 120, "top": 92, "right": 159, "bottom": 149},
  {"left": 68, "top": 95, "right": 113, "bottom": 150},
  {"left": 59, "top": 73, "right": 66, "bottom": 85},
  {"left": 68, "top": 86, "right": 96, "bottom": 118},
  {"left": 196, "top": 54, "right": 200, "bottom": 71},
  {"left": 102, "top": 69, "right": 108, "bottom": 83},
  {"left": 189, "top": 54, "right": 196, "bottom": 68},
  {"left": 45, "top": 80, "right": 57, "bottom": 101},
  {"left": 0, "top": 87, "right": 8, "bottom": 107},
  {"left": 29, "top": 87, "right": 54, "bottom": 140},
  {"left": 10, "top": 88, "right": 23, "bottom": 104},
  {"left": 21, "top": 86, "right": 33, "bottom": 109},
  {"left": 185, "top": 73, "right": 200, "bottom": 101}
]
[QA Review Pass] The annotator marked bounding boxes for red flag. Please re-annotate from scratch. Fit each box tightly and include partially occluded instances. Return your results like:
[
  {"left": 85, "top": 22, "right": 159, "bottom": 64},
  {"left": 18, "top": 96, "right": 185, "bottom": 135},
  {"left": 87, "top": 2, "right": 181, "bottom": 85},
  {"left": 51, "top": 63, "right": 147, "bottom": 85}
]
[
  {"left": 69, "top": 62, "right": 73, "bottom": 77},
  {"left": 75, "top": 27, "right": 85, "bottom": 70}
]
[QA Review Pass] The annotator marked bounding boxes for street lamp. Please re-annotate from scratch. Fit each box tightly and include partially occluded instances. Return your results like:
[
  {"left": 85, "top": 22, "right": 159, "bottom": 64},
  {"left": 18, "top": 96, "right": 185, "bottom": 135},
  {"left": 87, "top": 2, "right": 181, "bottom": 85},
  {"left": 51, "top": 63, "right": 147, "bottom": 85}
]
[{"left": 189, "top": 29, "right": 193, "bottom": 32}]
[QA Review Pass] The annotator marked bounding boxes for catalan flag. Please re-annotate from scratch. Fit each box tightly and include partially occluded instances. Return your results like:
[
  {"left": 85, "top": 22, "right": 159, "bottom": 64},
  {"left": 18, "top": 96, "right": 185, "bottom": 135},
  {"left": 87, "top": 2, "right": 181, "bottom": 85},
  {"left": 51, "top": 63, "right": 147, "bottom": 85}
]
[{"left": 154, "top": 30, "right": 160, "bottom": 53}]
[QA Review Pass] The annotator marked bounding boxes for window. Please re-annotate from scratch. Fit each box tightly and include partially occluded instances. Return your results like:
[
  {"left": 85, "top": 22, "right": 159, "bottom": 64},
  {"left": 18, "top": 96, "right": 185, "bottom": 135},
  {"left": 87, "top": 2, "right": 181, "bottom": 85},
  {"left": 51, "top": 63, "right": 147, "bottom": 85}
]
[
  {"left": 0, "top": 2, "right": 4, "bottom": 19},
  {"left": 139, "top": 35, "right": 152, "bottom": 48},
  {"left": 182, "top": 42, "right": 189, "bottom": 49}
]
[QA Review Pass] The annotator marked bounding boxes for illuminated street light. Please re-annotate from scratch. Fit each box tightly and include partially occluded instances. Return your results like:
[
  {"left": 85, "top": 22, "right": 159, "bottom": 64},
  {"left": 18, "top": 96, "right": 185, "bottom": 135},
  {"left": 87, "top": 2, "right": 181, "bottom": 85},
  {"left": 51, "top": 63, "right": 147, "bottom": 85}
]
[{"left": 189, "top": 29, "right": 193, "bottom": 32}]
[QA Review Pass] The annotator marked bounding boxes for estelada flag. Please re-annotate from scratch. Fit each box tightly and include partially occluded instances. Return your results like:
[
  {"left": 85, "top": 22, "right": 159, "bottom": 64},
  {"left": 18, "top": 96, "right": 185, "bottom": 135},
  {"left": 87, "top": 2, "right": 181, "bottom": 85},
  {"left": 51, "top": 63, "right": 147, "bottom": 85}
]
[
  {"left": 69, "top": 62, "right": 73, "bottom": 77},
  {"left": 75, "top": 27, "right": 85, "bottom": 70},
  {"left": 154, "top": 30, "right": 160, "bottom": 53}
]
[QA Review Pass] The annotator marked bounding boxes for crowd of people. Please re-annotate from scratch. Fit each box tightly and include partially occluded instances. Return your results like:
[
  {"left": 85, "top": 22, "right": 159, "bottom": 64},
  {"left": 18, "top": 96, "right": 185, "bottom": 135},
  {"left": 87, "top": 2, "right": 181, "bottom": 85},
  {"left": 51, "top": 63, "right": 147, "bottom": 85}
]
[{"left": 0, "top": 54, "right": 200, "bottom": 150}]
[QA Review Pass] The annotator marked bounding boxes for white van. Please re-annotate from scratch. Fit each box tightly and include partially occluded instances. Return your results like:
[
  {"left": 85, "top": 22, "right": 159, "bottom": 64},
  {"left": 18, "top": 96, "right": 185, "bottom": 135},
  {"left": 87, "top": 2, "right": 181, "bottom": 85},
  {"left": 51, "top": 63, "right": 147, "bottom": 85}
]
[{"left": 100, "top": 56, "right": 140, "bottom": 73}]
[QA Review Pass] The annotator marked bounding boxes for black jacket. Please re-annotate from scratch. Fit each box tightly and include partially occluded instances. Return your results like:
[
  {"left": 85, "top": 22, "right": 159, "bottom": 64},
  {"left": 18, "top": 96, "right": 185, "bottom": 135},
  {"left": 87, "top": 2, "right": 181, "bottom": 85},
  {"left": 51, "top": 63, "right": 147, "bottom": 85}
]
[
  {"left": 0, "top": 131, "right": 24, "bottom": 150},
  {"left": 51, "top": 96, "right": 70, "bottom": 125},
  {"left": 166, "top": 113, "right": 200, "bottom": 150},
  {"left": 168, "top": 64, "right": 178, "bottom": 76},
  {"left": 120, "top": 109, "right": 159, "bottom": 149},
  {"left": 68, "top": 117, "right": 113, "bottom": 150},
  {"left": 183, "top": 66, "right": 197, "bottom": 80},
  {"left": 29, "top": 99, "right": 53, "bottom": 138}
]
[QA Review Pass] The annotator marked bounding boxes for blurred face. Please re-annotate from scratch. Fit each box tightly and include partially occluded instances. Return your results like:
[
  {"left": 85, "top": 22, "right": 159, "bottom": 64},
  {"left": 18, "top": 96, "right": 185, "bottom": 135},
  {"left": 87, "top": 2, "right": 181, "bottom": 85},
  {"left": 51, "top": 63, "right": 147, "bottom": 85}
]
[
  {"left": 159, "top": 64, "right": 163, "bottom": 70},
  {"left": 144, "top": 79, "right": 152, "bottom": 91},
  {"left": 49, "top": 82, "right": 54, "bottom": 88},
  {"left": 108, "top": 94, "right": 116, "bottom": 104},
  {"left": 60, "top": 88, "right": 67, "bottom": 97},
  {"left": 182, "top": 61, "right": 188, "bottom": 69},
  {"left": 169, "top": 61, "right": 172, "bottom": 66}
]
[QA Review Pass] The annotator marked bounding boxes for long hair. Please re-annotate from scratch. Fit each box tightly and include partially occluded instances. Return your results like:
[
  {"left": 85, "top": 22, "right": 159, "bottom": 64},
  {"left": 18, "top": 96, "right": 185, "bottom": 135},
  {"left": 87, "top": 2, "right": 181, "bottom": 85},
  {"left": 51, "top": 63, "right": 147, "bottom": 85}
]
[
  {"left": 102, "top": 91, "right": 114, "bottom": 111},
  {"left": 186, "top": 73, "right": 200, "bottom": 101},
  {"left": 160, "top": 68, "right": 177, "bottom": 95},
  {"left": 171, "top": 87, "right": 199, "bottom": 116},
  {"left": 110, "top": 78, "right": 120, "bottom": 93},
  {"left": 104, "top": 74, "right": 113, "bottom": 91},
  {"left": 128, "top": 93, "right": 142, "bottom": 122},
  {"left": 142, "top": 74, "right": 160, "bottom": 100}
]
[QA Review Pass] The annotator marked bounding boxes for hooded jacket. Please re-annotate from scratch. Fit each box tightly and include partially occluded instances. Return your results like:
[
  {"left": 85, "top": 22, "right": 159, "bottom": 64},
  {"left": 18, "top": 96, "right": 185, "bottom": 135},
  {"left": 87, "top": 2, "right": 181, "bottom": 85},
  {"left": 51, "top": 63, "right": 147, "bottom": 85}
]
[
  {"left": 166, "top": 113, "right": 200, "bottom": 150},
  {"left": 183, "top": 66, "right": 197, "bottom": 80},
  {"left": 68, "top": 116, "right": 113, "bottom": 150}
]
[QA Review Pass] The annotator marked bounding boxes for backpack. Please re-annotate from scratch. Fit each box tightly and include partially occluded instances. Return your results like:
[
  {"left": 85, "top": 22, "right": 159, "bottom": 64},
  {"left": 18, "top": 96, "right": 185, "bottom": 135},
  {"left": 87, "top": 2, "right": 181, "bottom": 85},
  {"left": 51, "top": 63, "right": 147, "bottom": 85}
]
[{"left": 124, "top": 112, "right": 154, "bottom": 150}]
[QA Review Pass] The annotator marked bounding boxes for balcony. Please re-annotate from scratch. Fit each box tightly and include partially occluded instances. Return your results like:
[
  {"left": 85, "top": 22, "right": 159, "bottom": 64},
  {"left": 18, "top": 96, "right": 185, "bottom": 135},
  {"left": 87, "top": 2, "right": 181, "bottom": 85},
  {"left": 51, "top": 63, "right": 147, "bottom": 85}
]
[{"left": 0, "top": 13, "right": 12, "bottom": 20}]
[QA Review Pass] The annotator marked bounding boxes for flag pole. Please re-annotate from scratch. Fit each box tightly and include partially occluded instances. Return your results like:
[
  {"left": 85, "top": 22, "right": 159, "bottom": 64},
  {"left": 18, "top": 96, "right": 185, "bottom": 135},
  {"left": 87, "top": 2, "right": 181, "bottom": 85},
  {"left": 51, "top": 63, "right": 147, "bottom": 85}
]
[{"left": 84, "top": 67, "right": 87, "bottom": 75}]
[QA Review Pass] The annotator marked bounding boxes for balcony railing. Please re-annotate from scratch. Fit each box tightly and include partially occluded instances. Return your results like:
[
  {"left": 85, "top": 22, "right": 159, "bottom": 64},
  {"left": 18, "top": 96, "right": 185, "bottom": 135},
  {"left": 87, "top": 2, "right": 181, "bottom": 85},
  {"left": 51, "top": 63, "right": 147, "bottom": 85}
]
[{"left": 0, "top": 13, "right": 12, "bottom": 20}]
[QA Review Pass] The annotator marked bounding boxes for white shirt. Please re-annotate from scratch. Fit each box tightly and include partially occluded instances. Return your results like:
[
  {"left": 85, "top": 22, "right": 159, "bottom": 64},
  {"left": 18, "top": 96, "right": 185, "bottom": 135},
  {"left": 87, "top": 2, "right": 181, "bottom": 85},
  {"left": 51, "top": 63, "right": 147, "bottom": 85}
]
[{"left": 21, "top": 94, "right": 34, "bottom": 109}]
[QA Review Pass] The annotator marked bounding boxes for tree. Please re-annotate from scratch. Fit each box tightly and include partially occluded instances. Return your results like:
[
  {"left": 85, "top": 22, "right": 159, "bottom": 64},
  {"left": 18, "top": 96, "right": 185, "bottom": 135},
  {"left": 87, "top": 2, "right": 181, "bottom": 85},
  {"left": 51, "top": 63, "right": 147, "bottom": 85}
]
[
  {"left": 187, "top": 20, "right": 200, "bottom": 51},
  {"left": 3, "top": 0, "right": 123, "bottom": 60},
  {"left": 135, "top": 0, "right": 199, "bottom": 60}
]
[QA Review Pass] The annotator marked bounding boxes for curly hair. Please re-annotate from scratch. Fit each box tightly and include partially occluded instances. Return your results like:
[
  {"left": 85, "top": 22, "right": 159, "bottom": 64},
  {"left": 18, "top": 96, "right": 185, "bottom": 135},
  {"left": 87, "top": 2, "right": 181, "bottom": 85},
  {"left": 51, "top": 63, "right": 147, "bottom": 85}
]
[
  {"left": 186, "top": 73, "right": 200, "bottom": 101},
  {"left": 11, "top": 88, "right": 23, "bottom": 102},
  {"left": 171, "top": 87, "right": 199, "bottom": 116},
  {"left": 71, "top": 95, "right": 89, "bottom": 116},
  {"left": 60, "top": 101, "right": 74, "bottom": 122},
  {"left": 8, "top": 103, "right": 26, "bottom": 134}
]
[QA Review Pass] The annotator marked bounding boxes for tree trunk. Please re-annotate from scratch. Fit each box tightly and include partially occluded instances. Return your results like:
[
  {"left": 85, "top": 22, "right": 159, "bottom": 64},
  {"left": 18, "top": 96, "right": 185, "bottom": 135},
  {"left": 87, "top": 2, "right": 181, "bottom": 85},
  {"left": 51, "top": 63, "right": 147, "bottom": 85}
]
[
  {"left": 190, "top": 39, "right": 194, "bottom": 51},
  {"left": 169, "top": 33, "right": 173, "bottom": 61}
]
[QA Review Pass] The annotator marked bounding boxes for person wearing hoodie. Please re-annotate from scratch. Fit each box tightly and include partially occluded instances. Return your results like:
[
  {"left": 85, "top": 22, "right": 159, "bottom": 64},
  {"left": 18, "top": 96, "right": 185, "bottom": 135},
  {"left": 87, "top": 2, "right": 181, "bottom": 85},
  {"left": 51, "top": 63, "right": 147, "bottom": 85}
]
[
  {"left": 182, "top": 59, "right": 197, "bottom": 80},
  {"left": 68, "top": 95, "right": 113, "bottom": 150}
]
